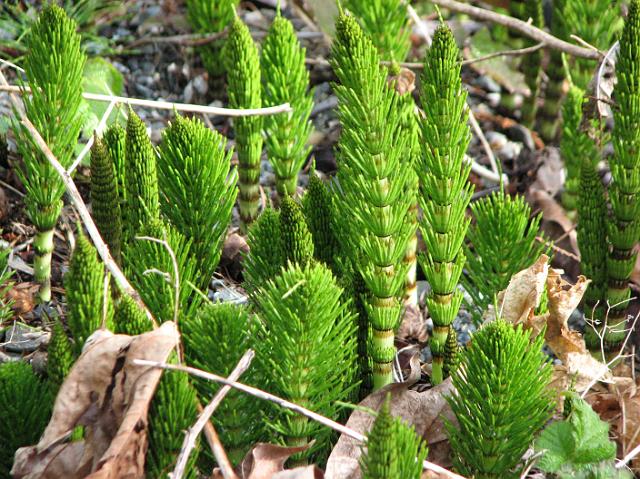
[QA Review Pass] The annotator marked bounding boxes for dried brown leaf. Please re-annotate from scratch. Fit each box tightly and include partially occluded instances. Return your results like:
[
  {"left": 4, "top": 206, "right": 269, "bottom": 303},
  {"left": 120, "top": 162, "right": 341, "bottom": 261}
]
[
  {"left": 492, "top": 254, "right": 548, "bottom": 325},
  {"left": 324, "top": 378, "right": 455, "bottom": 479},
  {"left": 210, "top": 443, "right": 323, "bottom": 479},
  {"left": 617, "top": 382, "right": 640, "bottom": 473},
  {"left": 397, "top": 305, "right": 428, "bottom": 345},
  {"left": 11, "top": 322, "right": 179, "bottom": 479},
  {"left": 387, "top": 67, "right": 416, "bottom": 95}
]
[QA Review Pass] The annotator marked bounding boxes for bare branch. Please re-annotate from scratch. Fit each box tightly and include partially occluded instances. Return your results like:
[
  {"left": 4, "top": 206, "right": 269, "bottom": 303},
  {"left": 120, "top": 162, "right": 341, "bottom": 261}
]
[
  {"left": 0, "top": 84, "right": 291, "bottom": 118},
  {"left": 132, "top": 359, "right": 467, "bottom": 479},
  {"left": 430, "top": 0, "right": 602, "bottom": 60},
  {"left": 170, "top": 350, "right": 254, "bottom": 479}
]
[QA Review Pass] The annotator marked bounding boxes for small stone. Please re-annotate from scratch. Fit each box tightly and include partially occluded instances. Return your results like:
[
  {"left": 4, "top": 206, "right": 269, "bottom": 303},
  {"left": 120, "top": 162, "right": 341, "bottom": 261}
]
[
  {"left": 506, "top": 124, "right": 535, "bottom": 151},
  {"left": 486, "top": 92, "right": 501, "bottom": 108},
  {"left": 475, "top": 75, "right": 501, "bottom": 93},
  {"left": 0, "top": 350, "right": 20, "bottom": 363},
  {"left": 30, "top": 350, "right": 48, "bottom": 375},
  {"left": 2, "top": 323, "right": 49, "bottom": 354}
]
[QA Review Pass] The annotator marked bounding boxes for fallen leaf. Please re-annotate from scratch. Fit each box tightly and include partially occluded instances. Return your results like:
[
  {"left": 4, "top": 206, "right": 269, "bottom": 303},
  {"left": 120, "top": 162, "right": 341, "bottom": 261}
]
[
  {"left": 220, "top": 232, "right": 249, "bottom": 280},
  {"left": 11, "top": 322, "right": 179, "bottom": 479},
  {"left": 387, "top": 68, "right": 416, "bottom": 95},
  {"left": 7, "top": 282, "right": 39, "bottom": 315},
  {"left": 211, "top": 443, "right": 323, "bottom": 479},
  {"left": 324, "top": 377, "right": 455, "bottom": 479},
  {"left": 492, "top": 254, "right": 548, "bottom": 325},
  {"left": 397, "top": 305, "right": 428, "bottom": 345},
  {"left": 617, "top": 383, "right": 640, "bottom": 473},
  {"left": 496, "top": 258, "right": 612, "bottom": 393}
]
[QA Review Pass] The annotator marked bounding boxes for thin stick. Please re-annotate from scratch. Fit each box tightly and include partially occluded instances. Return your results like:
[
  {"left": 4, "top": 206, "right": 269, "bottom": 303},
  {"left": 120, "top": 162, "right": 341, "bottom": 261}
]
[
  {"left": 307, "top": 43, "right": 544, "bottom": 72},
  {"left": 618, "top": 442, "right": 640, "bottom": 469},
  {"left": 462, "top": 42, "right": 545, "bottom": 65},
  {"left": 128, "top": 29, "right": 323, "bottom": 48},
  {"left": 132, "top": 359, "right": 467, "bottom": 479},
  {"left": 170, "top": 350, "right": 254, "bottom": 479},
  {"left": 430, "top": 0, "right": 601, "bottom": 60},
  {"left": 68, "top": 99, "right": 117, "bottom": 175},
  {"left": 136, "top": 235, "right": 179, "bottom": 325},
  {"left": 468, "top": 109, "right": 500, "bottom": 177},
  {"left": 407, "top": 3, "right": 432, "bottom": 46},
  {"left": 0, "top": 85, "right": 291, "bottom": 118},
  {"left": 19, "top": 117, "right": 158, "bottom": 327}
]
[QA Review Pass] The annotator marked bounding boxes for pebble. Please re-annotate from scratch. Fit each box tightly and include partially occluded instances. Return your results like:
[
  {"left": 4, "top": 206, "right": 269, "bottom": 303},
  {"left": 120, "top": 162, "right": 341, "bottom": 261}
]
[
  {"left": 1, "top": 322, "right": 49, "bottom": 354},
  {"left": 486, "top": 131, "right": 522, "bottom": 161},
  {"left": 475, "top": 75, "right": 501, "bottom": 93},
  {"left": 0, "top": 350, "right": 20, "bottom": 363},
  {"left": 486, "top": 92, "right": 501, "bottom": 108},
  {"left": 505, "top": 124, "right": 535, "bottom": 151}
]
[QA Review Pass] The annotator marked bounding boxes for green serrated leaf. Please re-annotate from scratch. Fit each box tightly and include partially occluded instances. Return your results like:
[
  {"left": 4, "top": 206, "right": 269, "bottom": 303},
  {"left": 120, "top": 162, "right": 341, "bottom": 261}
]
[
  {"left": 535, "top": 395, "right": 617, "bottom": 475},
  {"left": 535, "top": 421, "right": 575, "bottom": 472}
]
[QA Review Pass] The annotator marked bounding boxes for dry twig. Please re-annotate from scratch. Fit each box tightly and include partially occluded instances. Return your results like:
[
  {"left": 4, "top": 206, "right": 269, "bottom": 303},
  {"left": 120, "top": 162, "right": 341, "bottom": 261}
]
[
  {"left": 430, "top": 0, "right": 601, "bottom": 59},
  {"left": 170, "top": 350, "right": 255, "bottom": 479},
  {"left": 132, "top": 358, "right": 468, "bottom": 479},
  {"left": 0, "top": 84, "right": 291, "bottom": 117}
]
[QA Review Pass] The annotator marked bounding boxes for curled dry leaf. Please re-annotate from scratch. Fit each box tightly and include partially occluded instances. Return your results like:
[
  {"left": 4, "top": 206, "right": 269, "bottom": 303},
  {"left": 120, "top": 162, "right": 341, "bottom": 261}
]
[
  {"left": 491, "top": 254, "right": 548, "bottom": 325},
  {"left": 325, "top": 365, "right": 455, "bottom": 479},
  {"left": 495, "top": 255, "right": 612, "bottom": 393},
  {"left": 387, "top": 67, "right": 416, "bottom": 95},
  {"left": 211, "top": 443, "right": 323, "bottom": 479},
  {"left": 11, "top": 322, "right": 180, "bottom": 479},
  {"left": 397, "top": 305, "right": 429, "bottom": 345}
]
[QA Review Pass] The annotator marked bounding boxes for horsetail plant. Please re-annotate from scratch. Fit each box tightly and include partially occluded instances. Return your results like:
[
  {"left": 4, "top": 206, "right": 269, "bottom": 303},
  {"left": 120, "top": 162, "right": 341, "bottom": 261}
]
[
  {"left": 90, "top": 135, "right": 123, "bottom": 265},
  {"left": 182, "top": 303, "right": 262, "bottom": 465},
  {"left": 47, "top": 320, "right": 74, "bottom": 391},
  {"left": 0, "top": 247, "right": 14, "bottom": 323},
  {"left": 417, "top": 24, "right": 473, "bottom": 385},
  {"left": 113, "top": 294, "right": 150, "bottom": 336},
  {"left": 463, "top": 190, "right": 545, "bottom": 323},
  {"left": 147, "top": 354, "right": 201, "bottom": 479},
  {"left": 0, "top": 362, "right": 53, "bottom": 478},
  {"left": 560, "top": 85, "right": 589, "bottom": 211},
  {"left": 255, "top": 262, "right": 358, "bottom": 463},
  {"left": 446, "top": 320, "right": 554, "bottom": 479},
  {"left": 124, "top": 221, "right": 201, "bottom": 323},
  {"left": 606, "top": 0, "right": 640, "bottom": 346},
  {"left": 12, "top": 4, "right": 86, "bottom": 302},
  {"left": 158, "top": 114, "right": 237, "bottom": 289},
  {"left": 331, "top": 11, "right": 415, "bottom": 390},
  {"left": 280, "top": 196, "right": 314, "bottom": 267},
  {"left": 103, "top": 123, "right": 127, "bottom": 226},
  {"left": 343, "top": 0, "right": 412, "bottom": 63},
  {"left": 359, "top": 395, "right": 428, "bottom": 479},
  {"left": 124, "top": 109, "right": 160, "bottom": 243},
  {"left": 242, "top": 208, "right": 284, "bottom": 296},
  {"left": 225, "top": 17, "right": 263, "bottom": 230},
  {"left": 65, "top": 230, "right": 113, "bottom": 355},
  {"left": 186, "top": 0, "right": 239, "bottom": 77},
  {"left": 261, "top": 10, "right": 314, "bottom": 198},
  {"left": 578, "top": 156, "right": 608, "bottom": 349},
  {"left": 303, "top": 172, "right": 339, "bottom": 269},
  {"left": 554, "top": 0, "right": 622, "bottom": 90}
]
